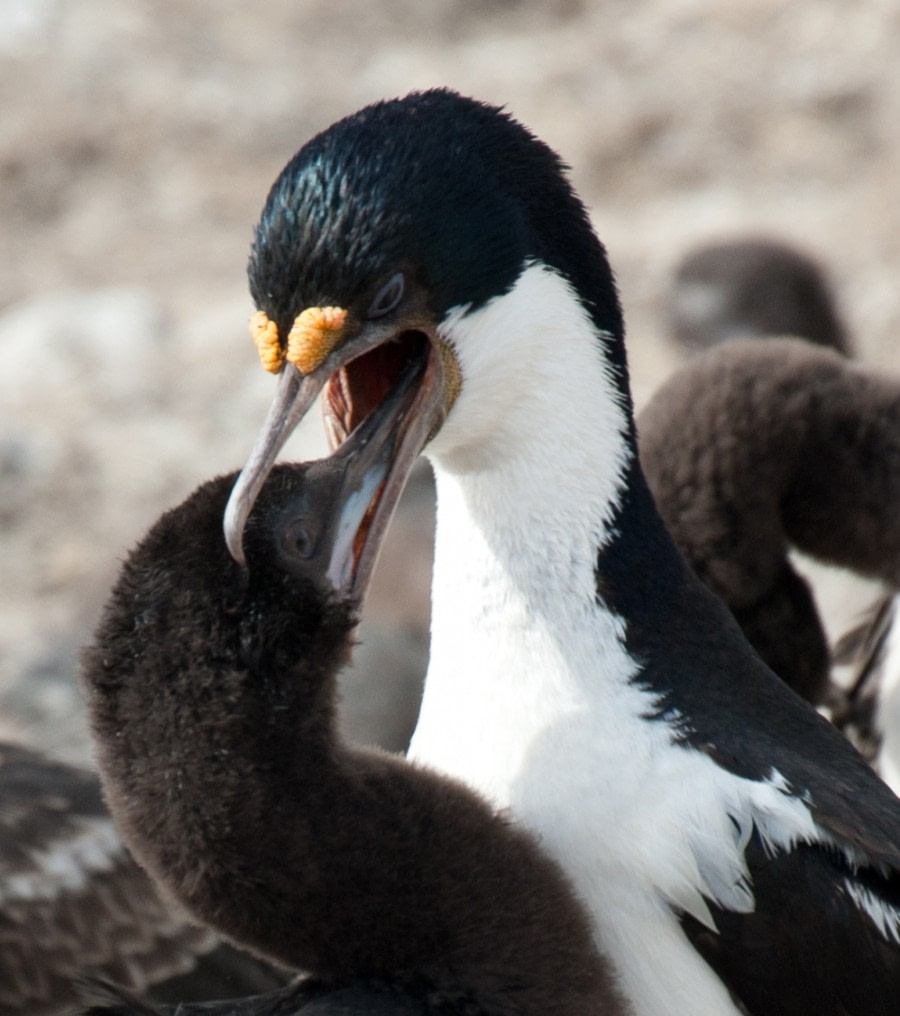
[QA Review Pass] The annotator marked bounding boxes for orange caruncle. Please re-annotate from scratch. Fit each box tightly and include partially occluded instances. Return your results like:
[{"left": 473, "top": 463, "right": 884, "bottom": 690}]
[
  {"left": 286, "top": 306, "right": 348, "bottom": 374},
  {"left": 249, "top": 311, "right": 283, "bottom": 373}
]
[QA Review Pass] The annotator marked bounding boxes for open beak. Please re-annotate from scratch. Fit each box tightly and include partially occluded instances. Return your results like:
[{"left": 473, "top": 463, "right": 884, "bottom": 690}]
[
  {"left": 273, "top": 353, "right": 433, "bottom": 600},
  {"left": 224, "top": 322, "right": 446, "bottom": 602}
]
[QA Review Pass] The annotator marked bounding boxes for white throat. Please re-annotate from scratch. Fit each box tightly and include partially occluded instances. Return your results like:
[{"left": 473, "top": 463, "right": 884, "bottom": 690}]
[
  {"left": 411, "top": 262, "right": 637, "bottom": 791},
  {"left": 408, "top": 264, "right": 748, "bottom": 1015}
]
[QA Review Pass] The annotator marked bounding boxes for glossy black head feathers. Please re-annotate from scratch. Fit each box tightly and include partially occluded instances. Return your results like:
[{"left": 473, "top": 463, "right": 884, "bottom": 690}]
[{"left": 248, "top": 89, "right": 623, "bottom": 354}]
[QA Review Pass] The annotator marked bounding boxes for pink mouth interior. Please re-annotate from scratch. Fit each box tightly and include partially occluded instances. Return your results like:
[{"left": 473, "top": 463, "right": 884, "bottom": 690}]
[{"left": 324, "top": 331, "right": 431, "bottom": 449}]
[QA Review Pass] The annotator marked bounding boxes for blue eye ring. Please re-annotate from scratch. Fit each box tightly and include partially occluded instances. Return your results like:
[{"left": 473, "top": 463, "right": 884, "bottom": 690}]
[{"left": 367, "top": 272, "right": 406, "bottom": 319}]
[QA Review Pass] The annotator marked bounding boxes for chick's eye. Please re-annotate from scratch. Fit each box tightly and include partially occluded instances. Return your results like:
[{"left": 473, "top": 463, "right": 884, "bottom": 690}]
[
  {"left": 283, "top": 519, "right": 314, "bottom": 559},
  {"left": 367, "top": 272, "right": 405, "bottom": 319}
]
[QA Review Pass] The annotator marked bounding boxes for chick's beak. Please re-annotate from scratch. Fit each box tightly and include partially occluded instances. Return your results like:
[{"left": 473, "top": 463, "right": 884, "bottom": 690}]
[
  {"left": 224, "top": 320, "right": 447, "bottom": 601},
  {"left": 277, "top": 352, "right": 435, "bottom": 599}
]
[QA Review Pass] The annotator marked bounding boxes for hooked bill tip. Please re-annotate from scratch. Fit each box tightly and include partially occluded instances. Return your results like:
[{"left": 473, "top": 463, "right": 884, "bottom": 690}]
[
  {"left": 221, "top": 363, "right": 322, "bottom": 569},
  {"left": 223, "top": 486, "right": 249, "bottom": 567}
]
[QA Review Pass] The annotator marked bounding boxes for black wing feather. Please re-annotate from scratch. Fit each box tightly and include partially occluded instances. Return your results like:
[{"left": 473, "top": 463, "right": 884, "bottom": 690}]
[{"left": 681, "top": 832, "right": 900, "bottom": 1016}]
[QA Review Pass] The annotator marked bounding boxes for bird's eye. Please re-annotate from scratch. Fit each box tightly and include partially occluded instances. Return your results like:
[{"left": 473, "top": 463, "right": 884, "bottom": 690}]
[
  {"left": 283, "top": 519, "right": 314, "bottom": 560},
  {"left": 367, "top": 272, "right": 405, "bottom": 319}
]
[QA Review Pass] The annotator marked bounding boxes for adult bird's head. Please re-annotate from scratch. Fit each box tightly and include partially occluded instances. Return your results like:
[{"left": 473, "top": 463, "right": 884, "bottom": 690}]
[{"left": 224, "top": 89, "right": 626, "bottom": 588}]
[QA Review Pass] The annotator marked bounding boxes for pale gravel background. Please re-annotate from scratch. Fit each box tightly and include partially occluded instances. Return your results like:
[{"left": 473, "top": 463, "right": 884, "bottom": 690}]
[{"left": 1, "top": 0, "right": 898, "bottom": 764}]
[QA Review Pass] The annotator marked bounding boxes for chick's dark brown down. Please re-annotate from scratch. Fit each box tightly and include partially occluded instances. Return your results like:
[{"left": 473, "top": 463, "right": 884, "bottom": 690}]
[{"left": 79, "top": 462, "right": 625, "bottom": 1016}]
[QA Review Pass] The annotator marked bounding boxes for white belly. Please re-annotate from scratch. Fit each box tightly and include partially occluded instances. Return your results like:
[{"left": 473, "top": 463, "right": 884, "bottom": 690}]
[{"left": 409, "top": 623, "right": 747, "bottom": 1016}]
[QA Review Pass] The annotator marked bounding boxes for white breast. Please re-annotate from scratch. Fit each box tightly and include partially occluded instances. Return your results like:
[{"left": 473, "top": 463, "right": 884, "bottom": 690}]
[{"left": 408, "top": 264, "right": 827, "bottom": 1015}]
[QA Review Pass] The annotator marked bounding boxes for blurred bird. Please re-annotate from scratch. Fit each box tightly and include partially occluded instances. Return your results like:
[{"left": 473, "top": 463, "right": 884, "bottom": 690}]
[
  {"left": 666, "top": 237, "right": 851, "bottom": 355},
  {"left": 0, "top": 742, "right": 283, "bottom": 1016},
  {"left": 638, "top": 336, "right": 900, "bottom": 706}
]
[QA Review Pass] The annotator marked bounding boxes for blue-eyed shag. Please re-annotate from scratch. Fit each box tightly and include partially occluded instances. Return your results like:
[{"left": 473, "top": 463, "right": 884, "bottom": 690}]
[{"left": 222, "top": 90, "right": 900, "bottom": 1014}]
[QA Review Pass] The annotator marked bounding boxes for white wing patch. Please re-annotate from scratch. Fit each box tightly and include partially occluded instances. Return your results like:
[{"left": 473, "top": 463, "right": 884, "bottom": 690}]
[
  {"left": 634, "top": 750, "right": 827, "bottom": 926},
  {"left": 843, "top": 878, "right": 900, "bottom": 944},
  {"left": 691, "top": 762, "right": 900, "bottom": 951}
]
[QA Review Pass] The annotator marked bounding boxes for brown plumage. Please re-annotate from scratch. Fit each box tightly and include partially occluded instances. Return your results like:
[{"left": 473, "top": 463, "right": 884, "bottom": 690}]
[
  {"left": 0, "top": 742, "right": 282, "bottom": 1016},
  {"left": 78, "top": 463, "right": 625, "bottom": 1016},
  {"left": 666, "top": 238, "right": 850, "bottom": 355},
  {"left": 638, "top": 337, "right": 900, "bottom": 704}
]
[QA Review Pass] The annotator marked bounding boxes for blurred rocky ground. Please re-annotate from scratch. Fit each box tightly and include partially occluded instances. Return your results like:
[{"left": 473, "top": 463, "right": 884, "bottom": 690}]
[{"left": 1, "top": 0, "right": 899, "bottom": 764}]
